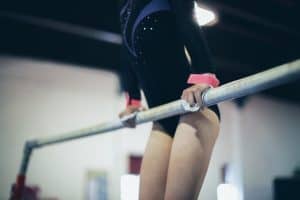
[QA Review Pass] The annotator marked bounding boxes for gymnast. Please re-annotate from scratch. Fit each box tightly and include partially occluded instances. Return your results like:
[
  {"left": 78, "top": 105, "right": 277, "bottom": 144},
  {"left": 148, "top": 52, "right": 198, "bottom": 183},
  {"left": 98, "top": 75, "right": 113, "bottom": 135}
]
[{"left": 118, "top": 0, "right": 220, "bottom": 199}]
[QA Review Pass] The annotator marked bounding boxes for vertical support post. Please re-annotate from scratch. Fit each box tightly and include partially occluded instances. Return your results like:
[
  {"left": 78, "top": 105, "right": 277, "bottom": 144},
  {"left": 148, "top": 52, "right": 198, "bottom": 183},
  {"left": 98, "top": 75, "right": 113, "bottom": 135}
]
[{"left": 10, "top": 141, "right": 38, "bottom": 200}]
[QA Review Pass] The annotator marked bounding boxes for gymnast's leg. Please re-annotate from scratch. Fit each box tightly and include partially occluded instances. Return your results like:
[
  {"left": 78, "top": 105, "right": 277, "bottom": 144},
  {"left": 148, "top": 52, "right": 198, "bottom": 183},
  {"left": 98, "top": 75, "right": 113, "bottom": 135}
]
[
  {"left": 164, "top": 108, "right": 220, "bottom": 200},
  {"left": 139, "top": 123, "right": 173, "bottom": 200}
]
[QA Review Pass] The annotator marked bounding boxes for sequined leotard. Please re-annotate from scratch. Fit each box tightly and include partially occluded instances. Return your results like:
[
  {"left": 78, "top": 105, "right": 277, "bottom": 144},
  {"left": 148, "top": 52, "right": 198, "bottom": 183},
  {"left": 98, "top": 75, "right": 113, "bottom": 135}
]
[{"left": 119, "top": 0, "right": 220, "bottom": 136}]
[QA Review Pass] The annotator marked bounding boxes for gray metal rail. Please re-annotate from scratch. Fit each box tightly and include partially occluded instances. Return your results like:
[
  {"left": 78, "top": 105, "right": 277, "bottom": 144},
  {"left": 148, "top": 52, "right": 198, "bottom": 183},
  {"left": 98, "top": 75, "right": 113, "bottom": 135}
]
[{"left": 17, "top": 59, "right": 300, "bottom": 176}]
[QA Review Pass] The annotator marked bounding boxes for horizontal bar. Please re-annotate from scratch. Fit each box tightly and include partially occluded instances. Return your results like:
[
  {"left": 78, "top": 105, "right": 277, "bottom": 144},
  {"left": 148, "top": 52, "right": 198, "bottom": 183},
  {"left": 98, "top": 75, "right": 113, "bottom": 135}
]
[
  {"left": 31, "top": 59, "right": 300, "bottom": 148},
  {"left": 16, "top": 59, "right": 300, "bottom": 177},
  {"left": 202, "top": 59, "right": 300, "bottom": 106}
]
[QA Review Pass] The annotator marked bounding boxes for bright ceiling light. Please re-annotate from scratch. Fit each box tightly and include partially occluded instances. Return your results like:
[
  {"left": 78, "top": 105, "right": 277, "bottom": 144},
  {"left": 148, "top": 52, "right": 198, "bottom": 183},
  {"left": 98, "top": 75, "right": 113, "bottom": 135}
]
[{"left": 194, "top": 3, "right": 217, "bottom": 26}]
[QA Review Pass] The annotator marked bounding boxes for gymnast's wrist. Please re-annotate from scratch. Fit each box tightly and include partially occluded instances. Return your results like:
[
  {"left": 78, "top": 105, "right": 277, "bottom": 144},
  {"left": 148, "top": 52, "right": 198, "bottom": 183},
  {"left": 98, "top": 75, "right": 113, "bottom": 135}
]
[
  {"left": 187, "top": 73, "right": 220, "bottom": 88},
  {"left": 125, "top": 92, "right": 142, "bottom": 107}
]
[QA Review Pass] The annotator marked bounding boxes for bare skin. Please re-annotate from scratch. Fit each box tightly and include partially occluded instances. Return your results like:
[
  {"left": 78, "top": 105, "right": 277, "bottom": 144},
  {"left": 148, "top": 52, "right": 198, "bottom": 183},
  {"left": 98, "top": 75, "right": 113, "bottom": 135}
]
[
  {"left": 119, "top": 84, "right": 220, "bottom": 200},
  {"left": 139, "top": 123, "right": 173, "bottom": 199},
  {"left": 164, "top": 108, "right": 220, "bottom": 200}
]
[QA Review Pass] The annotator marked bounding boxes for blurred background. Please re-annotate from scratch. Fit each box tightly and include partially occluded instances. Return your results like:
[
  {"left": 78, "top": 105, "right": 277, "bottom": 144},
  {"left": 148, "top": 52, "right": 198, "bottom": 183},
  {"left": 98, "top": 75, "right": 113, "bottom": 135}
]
[{"left": 0, "top": 0, "right": 299, "bottom": 199}]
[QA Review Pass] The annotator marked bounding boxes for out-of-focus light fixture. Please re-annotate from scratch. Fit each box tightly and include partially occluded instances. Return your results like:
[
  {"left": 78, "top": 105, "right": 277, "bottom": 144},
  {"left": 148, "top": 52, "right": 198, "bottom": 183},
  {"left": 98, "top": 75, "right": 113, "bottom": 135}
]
[
  {"left": 194, "top": 3, "right": 218, "bottom": 26},
  {"left": 217, "top": 183, "right": 240, "bottom": 200},
  {"left": 120, "top": 174, "right": 140, "bottom": 200}
]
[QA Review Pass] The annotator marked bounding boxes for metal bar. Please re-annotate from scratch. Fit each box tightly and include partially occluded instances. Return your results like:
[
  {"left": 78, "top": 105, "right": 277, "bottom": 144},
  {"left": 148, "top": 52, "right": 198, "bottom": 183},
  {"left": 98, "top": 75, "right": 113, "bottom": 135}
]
[
  {"left": 33, "top": 100, "right": 191, "bottom": 148},
  {"left": 202, "top": 59, "right": 300, "bottom": 106},
  {"left": 15, "top": 58, "right": 300, "bottom": 178},
  {"left": 30, "top": 59, "right": 300, "bottom": 149}
]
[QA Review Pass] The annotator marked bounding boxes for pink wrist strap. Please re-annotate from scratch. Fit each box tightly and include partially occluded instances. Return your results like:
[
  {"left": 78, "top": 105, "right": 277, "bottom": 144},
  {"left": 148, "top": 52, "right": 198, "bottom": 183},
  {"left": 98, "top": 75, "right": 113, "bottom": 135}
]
[
  {"left": 187, "top": 73, "right": 220, "bottom": 88},
  {"left": 125, "top": 93, "right": 141, "bottom": 107}
]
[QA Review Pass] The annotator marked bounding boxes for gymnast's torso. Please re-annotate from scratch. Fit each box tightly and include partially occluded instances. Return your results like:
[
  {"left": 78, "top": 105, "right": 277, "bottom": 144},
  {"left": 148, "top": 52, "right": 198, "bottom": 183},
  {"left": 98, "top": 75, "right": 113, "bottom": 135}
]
[
  {"left": 119, "top": 0, "right": 220, "bottom": 134},
  {"left": 120, "top": 0, "right": 174, "bottom": 57}
]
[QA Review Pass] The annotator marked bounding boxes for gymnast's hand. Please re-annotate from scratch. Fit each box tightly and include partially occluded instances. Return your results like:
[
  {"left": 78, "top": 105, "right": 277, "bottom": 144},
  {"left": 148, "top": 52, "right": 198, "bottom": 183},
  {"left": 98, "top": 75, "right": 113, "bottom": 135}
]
[
  {"left": 181, "top": 84, "right": 211, "bottom": 107},
  {"left": 119, "top": 105, "right": 146, "bottom": 128}
]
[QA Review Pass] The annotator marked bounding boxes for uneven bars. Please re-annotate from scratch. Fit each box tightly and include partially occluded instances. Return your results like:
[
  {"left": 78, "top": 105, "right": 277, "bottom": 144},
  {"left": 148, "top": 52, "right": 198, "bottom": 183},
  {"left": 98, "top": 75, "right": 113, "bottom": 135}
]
[{"left": 11, "top": 59, "right": 300, "bottom": 199}]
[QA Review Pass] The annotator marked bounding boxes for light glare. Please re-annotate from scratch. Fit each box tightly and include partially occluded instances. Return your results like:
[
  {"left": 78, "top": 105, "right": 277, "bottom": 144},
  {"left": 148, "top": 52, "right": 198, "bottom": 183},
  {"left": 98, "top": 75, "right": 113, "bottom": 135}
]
[
  {"left": 194, "top": 3, "right": 217, "bottom": 26},
  {"left": 217, "top": 183, "right": 240, "bottom": 200}
]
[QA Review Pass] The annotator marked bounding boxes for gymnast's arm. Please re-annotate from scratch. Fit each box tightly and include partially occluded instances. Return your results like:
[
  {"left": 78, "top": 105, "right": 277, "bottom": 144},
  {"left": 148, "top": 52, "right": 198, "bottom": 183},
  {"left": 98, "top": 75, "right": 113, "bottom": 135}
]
[
  {"left": 170, "top": 0, "right": 216, "bottom": 74},
  {"left": 119, "top": 44, "right": 141, "bottom": 105},
  {"left": 170, "top": 0, "right": 219, "bottom": 105},
  {"left": 119, "top": 44, "right": 143, "bottom": 127}
]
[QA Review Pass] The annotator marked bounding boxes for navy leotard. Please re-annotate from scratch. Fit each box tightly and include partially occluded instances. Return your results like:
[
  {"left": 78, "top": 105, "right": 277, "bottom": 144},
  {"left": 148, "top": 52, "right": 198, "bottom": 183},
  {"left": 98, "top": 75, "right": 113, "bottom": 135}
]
[{"left": 119, "top": 0, "right": 220, "bottom": 136}]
